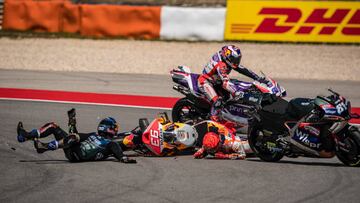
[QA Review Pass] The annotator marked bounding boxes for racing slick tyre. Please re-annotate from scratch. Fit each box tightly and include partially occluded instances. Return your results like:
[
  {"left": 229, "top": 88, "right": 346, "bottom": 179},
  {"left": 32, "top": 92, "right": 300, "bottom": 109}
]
[
  {"left": 172, "top": 98, "right": 203, "bottom": 123},
  {"left": 248, "top": 124, "right": 284, "bottom": 162},
  {"left": 336, "top": 126, "right": 360, "bottom": 167}
]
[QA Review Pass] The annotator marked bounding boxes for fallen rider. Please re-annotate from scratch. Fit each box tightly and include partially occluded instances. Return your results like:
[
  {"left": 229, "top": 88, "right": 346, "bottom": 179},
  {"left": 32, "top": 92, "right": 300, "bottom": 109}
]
[
  {"left": 16, "top": 109, "right": 136, "bottom": 163},
  {"left": 193, "top": 121, "right": 253, "bottom": 160}
]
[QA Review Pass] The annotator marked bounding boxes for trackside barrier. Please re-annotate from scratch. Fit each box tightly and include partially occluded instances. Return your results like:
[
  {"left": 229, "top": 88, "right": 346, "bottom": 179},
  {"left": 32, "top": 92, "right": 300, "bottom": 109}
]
[
  {"left": 81, "top": 4, "right": 160, "bottom": 38},
  {"left": 3, "top": 0, "right": 161, "bottom": 39},
  {"left": 160, "top": 6, "right": 226, "bottom": 41},
  {"left": 225, "top": 0, "right": 360, "bottom": 43},
  {"left": 3, "top": 0, "right": 63, "bottom": 32}
]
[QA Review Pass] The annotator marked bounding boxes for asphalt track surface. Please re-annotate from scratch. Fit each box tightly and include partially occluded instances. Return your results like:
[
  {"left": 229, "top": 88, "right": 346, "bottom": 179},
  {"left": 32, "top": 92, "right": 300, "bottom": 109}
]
[{"left": 1, "top": 70, "right": 360, "bottom": 203}]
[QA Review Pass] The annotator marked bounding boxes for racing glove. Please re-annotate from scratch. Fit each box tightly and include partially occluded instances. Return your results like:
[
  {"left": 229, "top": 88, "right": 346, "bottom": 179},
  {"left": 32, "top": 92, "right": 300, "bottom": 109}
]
[
  {"left": 120, "top": 156, "right": 137, "bottom": 164},
  {"left": 214, "top": 152, "right": 245, "bottom": 160},
  {"left": 193, "top": 148, "right": 205, "bottom": 159},
  {"left": 228, "top": 153, "right": 245, "bottom": 160},
  {"left": 233, "top": 91, "right": 244, "bottom": 101},
  {"left": 258, "top": 77, "right": 272, "bottom": 87}
]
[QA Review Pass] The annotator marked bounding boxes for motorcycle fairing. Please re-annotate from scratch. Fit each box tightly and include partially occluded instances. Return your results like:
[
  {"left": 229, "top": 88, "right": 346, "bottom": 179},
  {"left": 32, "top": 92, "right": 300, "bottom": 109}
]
[
  {"left": 222, "top": 103, "right": 251, "bottom": 127},
  {"left": 162, "top": 122, "right": 198, "bottom": 148},
  {"left": 171, "top": 69, "right": 202, "bottom": 96},
  {"left": 315, "top": 95, "right": 351, "bottom": 120},
  {"left": 142, "top": 119, "right": 164, "bottom": 156},
  {"left": 292, "top": 123, "right": 322, "bottom": 150},
  {"left": 230, "top": 79, "right": 253, "bottom": 93}
]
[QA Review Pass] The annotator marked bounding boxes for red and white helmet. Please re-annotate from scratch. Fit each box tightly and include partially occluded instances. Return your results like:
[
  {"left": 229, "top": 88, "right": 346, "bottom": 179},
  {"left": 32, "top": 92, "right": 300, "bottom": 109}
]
[
  {"left": 220, "top": 45, "right": 242, "bottom": 69},
  {"left": 202, "top": 132, "right": 220, "bottom": 153}
]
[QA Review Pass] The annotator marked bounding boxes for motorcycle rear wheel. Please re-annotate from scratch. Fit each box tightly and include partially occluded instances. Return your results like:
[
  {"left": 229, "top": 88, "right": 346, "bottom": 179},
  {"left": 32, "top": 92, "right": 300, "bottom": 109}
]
[
  {"left": 248, "top": 124, "right": 284, "bottom": 162},
  {"left": 336, "top": 126, "right": 360, "bottom": 167},
  {"left": 172, "top": 98, "right": 203, "bottom": 123}
]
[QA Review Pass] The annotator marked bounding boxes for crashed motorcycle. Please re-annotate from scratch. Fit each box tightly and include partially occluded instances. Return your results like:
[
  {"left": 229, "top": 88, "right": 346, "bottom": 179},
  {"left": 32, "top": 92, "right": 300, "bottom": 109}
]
[
  {"left": 247, "top": 89, "right": 360, "bottom": 166},
  {"left": 117, "top": 112, "right": 253, "bottom": 157},
  {"left": 170, "top": 66, "right": 286, "bottom": 134}
]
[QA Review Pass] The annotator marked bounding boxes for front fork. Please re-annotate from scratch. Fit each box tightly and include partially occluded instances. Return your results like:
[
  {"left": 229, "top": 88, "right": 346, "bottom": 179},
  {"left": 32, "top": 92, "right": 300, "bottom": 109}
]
[{"left": 333, "top": 124, "right": 354, "bottom": 153}]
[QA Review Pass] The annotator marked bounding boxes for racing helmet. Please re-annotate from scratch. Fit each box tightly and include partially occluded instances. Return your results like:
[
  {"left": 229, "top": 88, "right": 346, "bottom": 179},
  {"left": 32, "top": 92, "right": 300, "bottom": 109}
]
[
  {"left": 97, "top": 117, "right": 119, "bottom": 138},
  {"left": 220, "top": 45, "right": 242, "bottom": 69},
  {"left": 202, "top": 132, "right": 220, "bottom": 153}
]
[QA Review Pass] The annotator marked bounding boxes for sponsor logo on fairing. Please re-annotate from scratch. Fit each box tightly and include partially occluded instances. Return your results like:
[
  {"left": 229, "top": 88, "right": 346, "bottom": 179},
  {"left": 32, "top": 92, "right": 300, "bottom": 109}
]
[
  {"left": 324, "top": 108, "right": 337, "bottom": 115},
  {"left": 295, "top": 129, "right": 321, "bottom": 148},
  {"left": 229, "top": 105, "right": 243, "bottom": 113}
]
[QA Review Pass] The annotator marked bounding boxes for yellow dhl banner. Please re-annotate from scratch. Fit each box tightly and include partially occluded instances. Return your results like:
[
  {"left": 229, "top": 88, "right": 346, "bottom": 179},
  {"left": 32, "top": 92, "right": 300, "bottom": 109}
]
[{"left": 225, "top": 0, "right": 360, "bottom": 43}]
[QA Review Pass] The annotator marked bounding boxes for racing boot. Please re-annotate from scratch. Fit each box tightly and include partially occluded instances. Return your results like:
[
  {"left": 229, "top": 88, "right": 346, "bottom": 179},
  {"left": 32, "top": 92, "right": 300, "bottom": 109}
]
[
  {"left": 210, "top": 97, "right": 223, "bottom": 122},
  {"left": 34, "top": 139, "right": 59, "bottom": 154},
  {"left": 17, "top": 122, "right": 38, "bottom": 143}
]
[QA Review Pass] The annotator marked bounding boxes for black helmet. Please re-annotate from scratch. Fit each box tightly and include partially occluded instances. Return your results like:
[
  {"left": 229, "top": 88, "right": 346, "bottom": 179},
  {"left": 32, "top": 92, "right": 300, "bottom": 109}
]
[{"left": 97, "top": 117, "right": 119, "bottom": 138}]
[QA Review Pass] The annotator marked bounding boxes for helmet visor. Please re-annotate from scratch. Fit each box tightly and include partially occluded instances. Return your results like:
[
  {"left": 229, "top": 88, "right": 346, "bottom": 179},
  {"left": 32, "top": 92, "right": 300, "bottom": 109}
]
[{"left": 232, "top": 57, "right": 241, "bottom": 67}]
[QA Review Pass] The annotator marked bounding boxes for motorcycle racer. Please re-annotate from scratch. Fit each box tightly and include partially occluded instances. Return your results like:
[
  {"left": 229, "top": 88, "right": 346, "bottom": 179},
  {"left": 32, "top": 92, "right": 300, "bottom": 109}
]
[
  {"left": 16, "top": 114, "right": 136, "bottom": 163},
  {"left": 193, "top": 121, "right": 251, "bottom": 160},
  {"left": 198, "top": 45, "right": 265, "bottom": 121}
]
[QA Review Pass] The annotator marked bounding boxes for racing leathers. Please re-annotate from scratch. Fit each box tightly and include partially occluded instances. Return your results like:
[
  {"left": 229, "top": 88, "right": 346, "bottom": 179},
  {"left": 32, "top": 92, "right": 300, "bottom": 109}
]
[
  {"left": 17, "top": 122, "right": 134, "bottom": 163},
  {"left": 193, "top": 121, "right": 251, "bottom": 159},
  {"left": 198, "top": 51, "right": 260, "bottom": 121}
]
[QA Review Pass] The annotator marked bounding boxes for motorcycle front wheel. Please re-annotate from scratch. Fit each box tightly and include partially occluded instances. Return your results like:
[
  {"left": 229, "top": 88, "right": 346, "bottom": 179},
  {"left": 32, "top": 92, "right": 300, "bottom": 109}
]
[
  {"left": 336, "top": 126, "right": 360, "bottom": 167},
  {"left": 172, "top": 98, "right": 204, "bottom": 123},
  {"left": 248, "top": 124, "right": 284, "bottom": 162}
]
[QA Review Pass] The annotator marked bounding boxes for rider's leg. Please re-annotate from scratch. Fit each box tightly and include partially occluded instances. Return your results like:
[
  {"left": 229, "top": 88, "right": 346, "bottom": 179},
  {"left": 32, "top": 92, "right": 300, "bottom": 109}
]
[
  {"left": 17, "top": 122, "right": 68, "bottom": 143},
  {"left": 38, "top": 122, "right": 68, "bottom": 140},
  {"left": 198, "top": 78, "right": 222, "bottom": 121},
  {"left": 34, "top": 133, "right": 80, "bottom": 153},
  {"left": 34, "top": 139, "right": 62, "bottom": 153}
]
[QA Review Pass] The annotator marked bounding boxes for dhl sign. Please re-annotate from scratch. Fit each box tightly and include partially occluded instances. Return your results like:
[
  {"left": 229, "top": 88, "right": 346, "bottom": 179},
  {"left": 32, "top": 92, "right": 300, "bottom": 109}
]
[{"left": 225, "top": 0, "right": 360, "bottom": 43}]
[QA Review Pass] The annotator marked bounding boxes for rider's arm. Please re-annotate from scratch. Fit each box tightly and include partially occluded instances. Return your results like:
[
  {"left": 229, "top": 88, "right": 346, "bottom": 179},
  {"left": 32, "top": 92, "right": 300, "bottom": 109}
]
[
  {"left": 216, "top": 63, "right": 238, "bottom": 96},
  {"left": 233, "top": 65, "right": 260, "bottom": 81},
  {"left": 107, "top": 141, "right": 137, "bottom": 163},
  {"left": 214, "top": 152, "right": 245, "bottom": 160},
  {"left": 107, "top": 141, "right": 125, "bottom": 160},
  {"left": 193, "top": 148, "right": 206, "bottom": 159}
]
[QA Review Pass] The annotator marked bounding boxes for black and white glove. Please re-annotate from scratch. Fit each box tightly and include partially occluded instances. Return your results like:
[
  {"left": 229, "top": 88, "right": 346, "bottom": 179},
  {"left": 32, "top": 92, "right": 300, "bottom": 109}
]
[
  {"left": 120, "top": 156, "right": 137, "bottom": 164},
  {"left": 233, "top": 91, "right": 244, "bottom": 101},
  {"left": 258, "top": 77, "right": 272, "bottom": 87}
]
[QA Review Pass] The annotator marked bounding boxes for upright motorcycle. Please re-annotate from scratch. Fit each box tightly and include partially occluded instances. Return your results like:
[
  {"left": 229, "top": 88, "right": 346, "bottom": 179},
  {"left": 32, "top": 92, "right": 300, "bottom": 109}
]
[
  {"left": 170, "top": 66, "right": 286, "bottom": 133},
  {"left": 247, "top": 89, "right": 360, "bottom": 166}
]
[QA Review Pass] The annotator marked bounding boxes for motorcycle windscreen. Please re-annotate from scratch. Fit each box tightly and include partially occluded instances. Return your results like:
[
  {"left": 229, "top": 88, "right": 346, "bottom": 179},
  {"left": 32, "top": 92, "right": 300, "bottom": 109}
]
[{"left": 142, "top": 119, "right": 164, "bottom": 156}]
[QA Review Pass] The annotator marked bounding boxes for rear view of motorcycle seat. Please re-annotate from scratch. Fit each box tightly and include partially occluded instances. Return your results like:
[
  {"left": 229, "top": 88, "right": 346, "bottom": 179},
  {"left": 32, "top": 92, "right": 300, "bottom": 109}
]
[{"left": 287, "top": 98, "right": 315, "bottom": 120}]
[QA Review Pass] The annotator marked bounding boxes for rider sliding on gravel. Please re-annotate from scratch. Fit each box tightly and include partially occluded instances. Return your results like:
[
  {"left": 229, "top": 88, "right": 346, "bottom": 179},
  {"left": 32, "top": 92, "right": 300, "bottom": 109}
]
[{"left": 198, "top": 45, "right": 268, "bottom": 122}]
